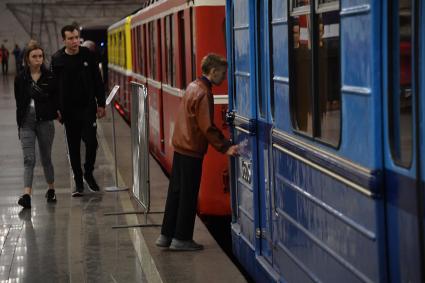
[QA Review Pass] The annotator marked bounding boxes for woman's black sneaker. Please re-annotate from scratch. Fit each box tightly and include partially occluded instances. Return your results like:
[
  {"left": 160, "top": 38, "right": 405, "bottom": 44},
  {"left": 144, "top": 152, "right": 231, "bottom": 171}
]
[
  {"left": 45, "top": 189, "right": 57, "bottom": 202},
  {"left": 18, "top": 194, "right": 31, "bottom": 209}
]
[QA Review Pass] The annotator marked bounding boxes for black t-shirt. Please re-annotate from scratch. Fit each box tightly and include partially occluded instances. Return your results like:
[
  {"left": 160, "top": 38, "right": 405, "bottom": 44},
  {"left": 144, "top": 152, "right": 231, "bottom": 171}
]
[{"left": 63, "top": 52, "right": 88, "bottom": 110}]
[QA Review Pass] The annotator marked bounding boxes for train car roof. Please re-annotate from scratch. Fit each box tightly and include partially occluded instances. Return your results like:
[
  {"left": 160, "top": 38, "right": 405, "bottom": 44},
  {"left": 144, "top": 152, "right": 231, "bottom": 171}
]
[
  {"left": 107, "top": 7, "right": 142, "bottom": 32},
  {"left": 131, "top": 0, "right": 225, "bottom": 26},
  {"left": 108, "top": 16, "right": 131, "bottom": 31}
]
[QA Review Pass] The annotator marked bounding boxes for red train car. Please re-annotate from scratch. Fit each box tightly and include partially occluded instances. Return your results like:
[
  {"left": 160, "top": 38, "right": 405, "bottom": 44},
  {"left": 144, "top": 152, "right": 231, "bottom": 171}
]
[{"left": 111, "top": 0, "right": 230, "bottom": 216}]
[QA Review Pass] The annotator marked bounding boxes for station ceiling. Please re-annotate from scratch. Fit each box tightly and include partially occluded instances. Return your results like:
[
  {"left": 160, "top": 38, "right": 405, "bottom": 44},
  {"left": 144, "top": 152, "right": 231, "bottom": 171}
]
[
  {"left": 5, "top": 0, "right": 141, "bottom": 56},
  {"left": 7, "top": 1, "right": 141, "bottom": 31}
]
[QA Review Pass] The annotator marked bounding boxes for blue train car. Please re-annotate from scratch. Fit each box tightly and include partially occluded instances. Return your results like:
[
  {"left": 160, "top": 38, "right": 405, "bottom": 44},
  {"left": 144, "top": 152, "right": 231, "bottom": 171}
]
[{"left": 226, "top": 0, "right": 424, "bottom": 282}]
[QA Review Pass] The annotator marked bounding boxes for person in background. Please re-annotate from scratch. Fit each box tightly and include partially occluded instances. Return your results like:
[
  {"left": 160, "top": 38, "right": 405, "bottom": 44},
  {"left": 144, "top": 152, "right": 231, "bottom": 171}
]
[
  {"left": 156, "top": 53, "right": 238, "bottom": 251},
  {"left": 81, "top": 40, "right": 104, "bottom": 80},
  {"left": 12, "top": 44, "right": 23, "bottom": 74},
  {"left": 1, "top": 44, "right": 9, "bottom": 75},
  {"left": 14, "top": 42, "right": 60, "bottom": 209},
  {"left": 50, "top": 25, "right": 105, "bottom": 197}
]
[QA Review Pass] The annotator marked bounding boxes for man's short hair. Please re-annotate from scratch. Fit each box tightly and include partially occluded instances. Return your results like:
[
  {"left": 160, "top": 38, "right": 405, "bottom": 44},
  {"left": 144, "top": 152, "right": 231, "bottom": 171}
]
[
  {"left": 61, "top": 25, "right": 79, "bottom": 39},
  {"left": 201, "top": 53, "right": 228, "bottom": 75}
]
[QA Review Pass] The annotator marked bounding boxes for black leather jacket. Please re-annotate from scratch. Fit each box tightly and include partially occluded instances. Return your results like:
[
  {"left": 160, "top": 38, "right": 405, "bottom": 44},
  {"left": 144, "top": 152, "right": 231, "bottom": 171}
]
[
  {"left": 14, "top": 66, "right": 59, "bottom": 129},
  {"left": 50, "top": 46, "right": 105, "bottom": 121}
]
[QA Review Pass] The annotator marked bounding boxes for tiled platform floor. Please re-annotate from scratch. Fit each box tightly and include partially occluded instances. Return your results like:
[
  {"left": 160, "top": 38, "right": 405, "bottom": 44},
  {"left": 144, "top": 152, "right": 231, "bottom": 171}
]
[
  {"left": 0, "top": 75, "right": 146, "bottom": 282},
  {"left": 0, "top": 75, "right": 246, "bottom": 283}
]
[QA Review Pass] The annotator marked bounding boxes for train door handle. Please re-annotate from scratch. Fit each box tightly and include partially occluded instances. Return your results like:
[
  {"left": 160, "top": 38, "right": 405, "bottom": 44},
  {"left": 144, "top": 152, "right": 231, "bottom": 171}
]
[{"left": 225, "top": 110, "right": 235, "bottom": 125}]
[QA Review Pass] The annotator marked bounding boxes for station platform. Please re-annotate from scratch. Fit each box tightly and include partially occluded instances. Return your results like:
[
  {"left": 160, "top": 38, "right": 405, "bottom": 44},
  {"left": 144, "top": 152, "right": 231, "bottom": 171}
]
[{"left": 0, "top": 75, "right": 247, "bottom": 283}]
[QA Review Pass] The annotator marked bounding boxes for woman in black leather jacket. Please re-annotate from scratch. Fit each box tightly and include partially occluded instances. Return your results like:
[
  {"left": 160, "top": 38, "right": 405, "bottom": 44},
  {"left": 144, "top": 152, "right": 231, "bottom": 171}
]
[{"left": 14, "top": 43, "right": 60, "bottom": 209}]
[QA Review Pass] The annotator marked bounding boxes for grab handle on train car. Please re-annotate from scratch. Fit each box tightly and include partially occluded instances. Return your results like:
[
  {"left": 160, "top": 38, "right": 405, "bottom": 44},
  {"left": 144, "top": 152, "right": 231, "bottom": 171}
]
[
  {"left": 221, "top": 106, "right": 229, "bottom": 129},
  {"left": 225, "top": 110, "right": 235, "bottom": 125}
]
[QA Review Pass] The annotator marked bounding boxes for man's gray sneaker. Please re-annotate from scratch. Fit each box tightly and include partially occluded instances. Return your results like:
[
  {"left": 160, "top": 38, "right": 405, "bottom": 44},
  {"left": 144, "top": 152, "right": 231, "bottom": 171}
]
[
  {"left": 155, "top": 234, "right": 172, "bottom": 247},
  {"left": 169, "top": 239, "right": 204, "bottom": 251}
]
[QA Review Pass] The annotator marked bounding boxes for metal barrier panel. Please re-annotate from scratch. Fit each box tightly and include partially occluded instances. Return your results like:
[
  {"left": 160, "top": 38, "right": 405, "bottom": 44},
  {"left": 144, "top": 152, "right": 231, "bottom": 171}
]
[{"left": 130, "top": 82, "right": 150, "bottom": 212}]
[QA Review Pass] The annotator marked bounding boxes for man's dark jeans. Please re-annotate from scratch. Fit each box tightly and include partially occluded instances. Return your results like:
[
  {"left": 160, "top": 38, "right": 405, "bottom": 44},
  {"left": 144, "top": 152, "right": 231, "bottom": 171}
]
[
  {"left": 161, "top": 152, "right": 203, "bottom": 241},
  {"left": 64, "top": 111, "right": 98, "bottom": 184}
]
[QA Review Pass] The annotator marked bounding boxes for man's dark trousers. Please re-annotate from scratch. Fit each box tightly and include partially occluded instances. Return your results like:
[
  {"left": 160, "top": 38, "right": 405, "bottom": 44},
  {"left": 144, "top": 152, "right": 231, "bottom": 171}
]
[
  {"left": 64, "top": 110, "right": 98, "bottom": 183},
  {"left": 2, "top": 61, "right": 8, "bottom": 74},
  {"left": 161, "top": 152, "right": 203, "bottom": 241}
]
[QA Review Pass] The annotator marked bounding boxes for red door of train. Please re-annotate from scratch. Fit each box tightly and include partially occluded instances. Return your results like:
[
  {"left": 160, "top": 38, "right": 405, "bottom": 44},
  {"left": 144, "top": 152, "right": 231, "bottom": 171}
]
[{"left": 129, "top": 1, "right": 232, "bottom": 216}]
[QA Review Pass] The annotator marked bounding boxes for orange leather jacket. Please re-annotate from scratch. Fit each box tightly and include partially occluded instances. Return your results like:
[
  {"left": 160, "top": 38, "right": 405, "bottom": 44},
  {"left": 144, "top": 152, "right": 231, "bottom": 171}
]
[{"left": 172, "top": 78, "right": 231, "bottom": 158}]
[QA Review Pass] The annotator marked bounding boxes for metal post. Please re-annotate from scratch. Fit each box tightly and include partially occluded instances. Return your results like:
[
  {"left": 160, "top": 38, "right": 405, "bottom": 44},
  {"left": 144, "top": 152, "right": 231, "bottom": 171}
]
[
  {"left": 105, "top": 86, "right": 128, "bottom": 192},
  {"left": 104, "top": 83, "right": 161, "bottom": 228}
]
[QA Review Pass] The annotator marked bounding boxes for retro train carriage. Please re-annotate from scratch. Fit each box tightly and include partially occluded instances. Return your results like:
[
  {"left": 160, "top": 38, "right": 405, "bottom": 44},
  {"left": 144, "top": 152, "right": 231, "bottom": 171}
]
[
  {"left": 108, "top": 0, "right": 232, "bottom": 216},
  {"left": 226, "top": 0, "right": 424, "bottom": 282},
  {"left": 130, "top": 0, "right": 231, "bottom": 215},
  {"left": 107, "top": 16, "right": 133, "bottom": 120}
]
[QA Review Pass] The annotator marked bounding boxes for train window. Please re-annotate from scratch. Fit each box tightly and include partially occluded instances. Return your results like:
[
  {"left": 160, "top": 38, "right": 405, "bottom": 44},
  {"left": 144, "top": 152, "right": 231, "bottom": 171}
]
[
  {"left": 112, "top": 32, "right": 118, "bottom": 65},
  {"left": 165, "top": 16, "right": 171, "bottom": 84},
  {"left": 138, "top": 25, "right": 144, "bottom": 76},
  {"left": 148, "top": 23, "right": 153, "bottom": 78},
  {"left": 148, "top": 21, "right": 157, "bottom": 79},
  {"left": 179, "top": 11, "right": 186, "bottom": 88},
  {"left": 171, "top": 16, "right": 176, "bottom": 87},
  {"left": 191, "top": 8, "right": 196, "bottom": 81},
  {"left": 119, "top": 31, "right": 124, "bottom": 68},
  {"left": 290, "top": 8, "right": 313, "bottom": 135},
  {"left": 316, "top": 8, "right": 340, "bottom": 144},
  {"left": 291, "top": 0, "right": 310, "bottom": 15},
  {"left": 316, "top": 0, "right": 339, "bottom": 13},
  {"left": 165, "top": 15, "right": 176, "bottom": 87},
  {"left": 142, "top": 24, "right": 147, "bottom": 76},
  {"left": 258, "top": 1, "right": 267, "bottom": 118},
  {"left": 114, "top": 32, "right": 120, "bottom": 66},
  {"left": 116, "top": 33, "right": 118, "bottom": 64},
  {"left": 115, "top": 33, "right": 118, "bottom": 65},
  {"left": 116, "top": 33, "right": 119, "bottom": 65},
  {"left": 131, "top": 28, "right": 137, "bottom": 72},
  {"left": 289, "top": 0, "right": 341, "bottom": 146},
  {"left": 133, "top": 27, "right": 138, "bottom": 74},
  {"left": 112, "top": 34, "right": 115, "bottom": 64},
  {"left": 123, "top": 31, "right": 127, "bottom": 68},
  {"left": 118, "top": 32, "right": 122, "bottom": 66},
  {"left": 110, "top": 34, "right": 113, "bottom": 63},
  {"left": 388, "top": 0, "right": 414, "bottom": 167},
  {"left": 110, "top": 34, "right": 114, "bottom": 64},
  {"left": 270, "top": 0, "right": 288, "bottom": 121}
]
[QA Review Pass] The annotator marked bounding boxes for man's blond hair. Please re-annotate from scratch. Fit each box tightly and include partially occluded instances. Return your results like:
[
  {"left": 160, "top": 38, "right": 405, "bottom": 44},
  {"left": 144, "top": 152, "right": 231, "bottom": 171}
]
[{"left": 201, "top": 53, "right": 228, "bottom": 75}]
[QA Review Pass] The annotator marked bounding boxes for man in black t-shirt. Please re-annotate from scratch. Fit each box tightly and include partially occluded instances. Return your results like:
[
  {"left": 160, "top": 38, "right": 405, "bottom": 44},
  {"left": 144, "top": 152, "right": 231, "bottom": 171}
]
[{"left": 51, "top": 25, "right": 105, "bottom": 197}]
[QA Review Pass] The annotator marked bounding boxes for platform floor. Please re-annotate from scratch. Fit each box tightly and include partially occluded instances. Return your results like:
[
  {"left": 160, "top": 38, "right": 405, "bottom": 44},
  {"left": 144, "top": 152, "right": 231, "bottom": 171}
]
[{"left": 0, "top": 75, "right": 246, "bottom": 283}]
